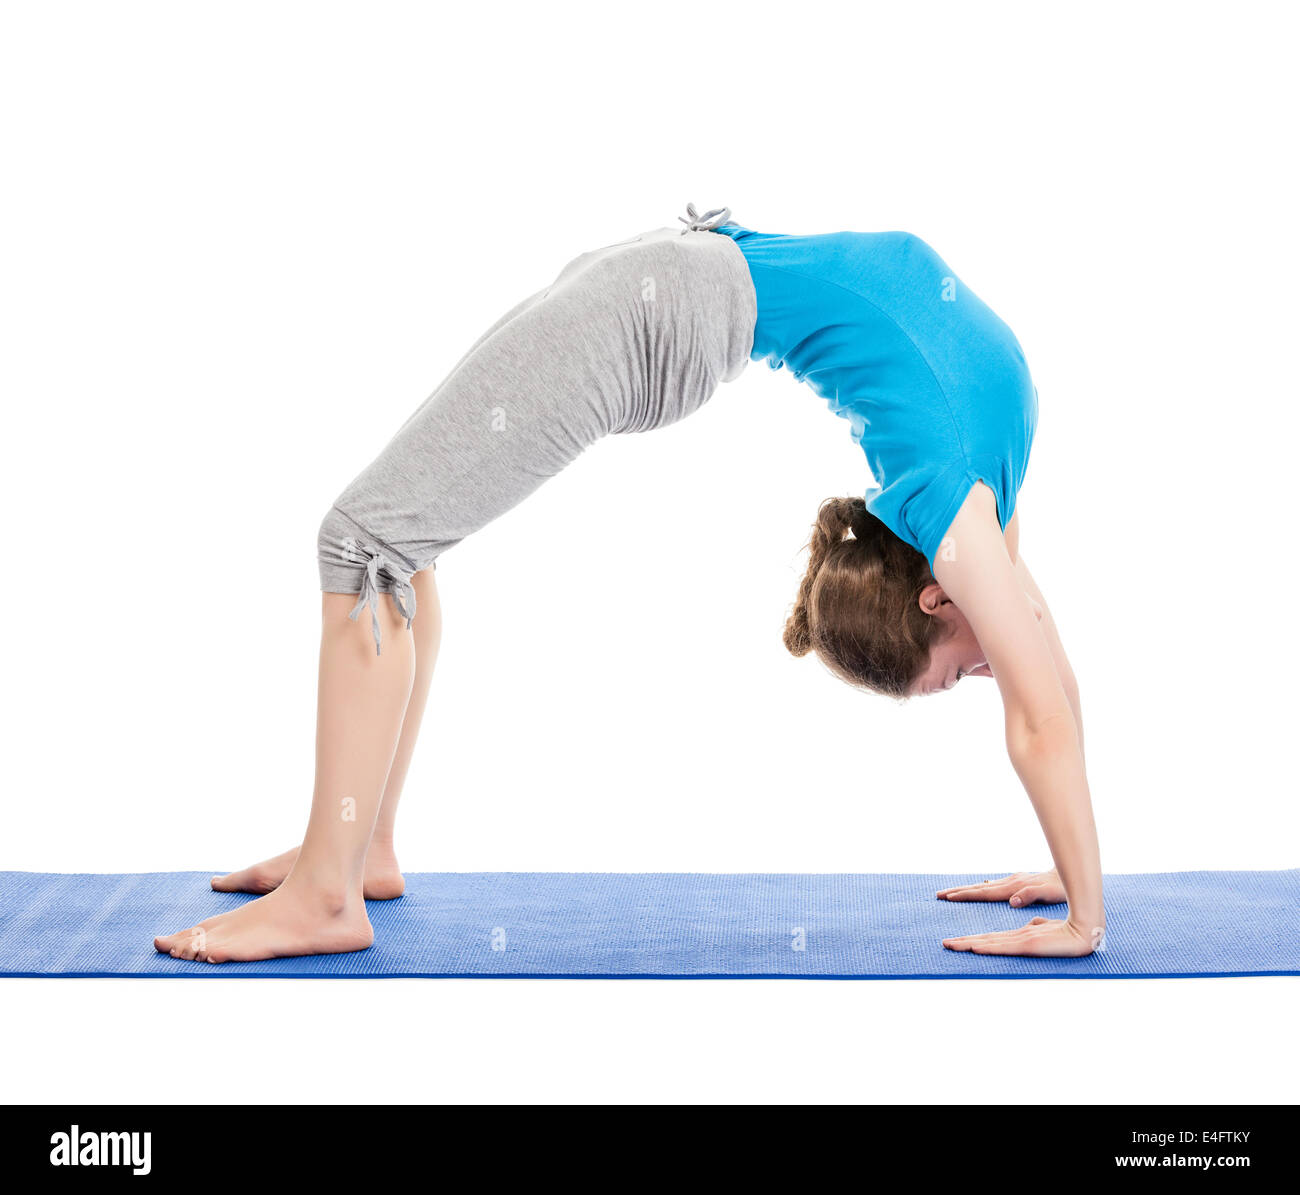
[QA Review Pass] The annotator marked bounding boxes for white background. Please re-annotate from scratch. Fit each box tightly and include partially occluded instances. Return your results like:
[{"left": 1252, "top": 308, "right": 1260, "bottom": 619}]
[{"left": 1, "top": 1, "right": 1296, "bottom": 1104}]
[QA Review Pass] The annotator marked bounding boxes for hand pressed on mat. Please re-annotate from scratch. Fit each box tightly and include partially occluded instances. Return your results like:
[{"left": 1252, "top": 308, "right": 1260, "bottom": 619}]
[
  {"left": 936, "top": 868, "right": 1066, "bottom": 907},
  {"left": 942, "top": 916, "right": 1105, "bottom": 957}
]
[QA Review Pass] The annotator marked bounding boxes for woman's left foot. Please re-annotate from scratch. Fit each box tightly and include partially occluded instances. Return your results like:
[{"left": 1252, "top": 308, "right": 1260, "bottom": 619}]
[
  {"left": 211, "top": 842, "right": 405, "bottom": 900},
  {"left": 153, "top": 883, "right": 373, "bottom": 964}
]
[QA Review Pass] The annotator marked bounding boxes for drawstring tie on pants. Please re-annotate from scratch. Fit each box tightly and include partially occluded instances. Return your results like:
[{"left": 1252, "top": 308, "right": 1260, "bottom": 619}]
[
  {"left": 678, "top": 202, "right": 732, "bottom": 233},
  {"left": 348, "top": 551, "right": 416, "bottom": 655}
]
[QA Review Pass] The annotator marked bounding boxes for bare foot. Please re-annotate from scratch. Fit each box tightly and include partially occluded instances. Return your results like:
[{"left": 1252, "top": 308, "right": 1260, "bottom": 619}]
[
  {"left": 212, "top": 842, "right": 406, "bottom": 900},
  {"left": 154, "top": 883, "right": 373, "bottom": 964}
]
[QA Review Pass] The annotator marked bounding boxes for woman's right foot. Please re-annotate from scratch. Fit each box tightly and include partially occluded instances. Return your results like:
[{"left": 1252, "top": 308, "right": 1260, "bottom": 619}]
[
  {"left": 156, "top": 881, "right": 374, "bottom": 964},
  {"left": 212, "top": 843, "right": 406, "bottom": 900}
]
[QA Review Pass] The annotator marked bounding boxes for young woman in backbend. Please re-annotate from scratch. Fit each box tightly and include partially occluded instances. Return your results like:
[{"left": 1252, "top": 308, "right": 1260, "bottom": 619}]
[{"left": 155, "top": 205, "right": 1103, "bottom": 963}]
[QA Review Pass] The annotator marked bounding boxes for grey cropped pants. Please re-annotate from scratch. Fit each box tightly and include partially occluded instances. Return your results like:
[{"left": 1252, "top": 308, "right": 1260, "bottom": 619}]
[{"left": 317, "top": 211, "right": 757, "bottom": 650}]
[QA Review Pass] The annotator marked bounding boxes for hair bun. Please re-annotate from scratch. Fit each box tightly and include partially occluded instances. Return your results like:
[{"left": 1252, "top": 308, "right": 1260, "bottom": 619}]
[{"left": 782, "top": 607, "right": 813, "bottom": 657}]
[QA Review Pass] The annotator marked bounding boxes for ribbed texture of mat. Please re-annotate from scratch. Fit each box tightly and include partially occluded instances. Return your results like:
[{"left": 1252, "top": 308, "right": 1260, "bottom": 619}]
[{"left": 0, "top": 870, "right": 1295, "bottom": 978}]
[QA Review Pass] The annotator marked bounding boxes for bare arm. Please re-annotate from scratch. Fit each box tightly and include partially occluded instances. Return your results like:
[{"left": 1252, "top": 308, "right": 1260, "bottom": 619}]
[
  {"left": 1015, "top": 551, "right": 1084, "bottom": 760},
  {"left": 932, "top": 485, "right": 1104, "bottom": 956}
]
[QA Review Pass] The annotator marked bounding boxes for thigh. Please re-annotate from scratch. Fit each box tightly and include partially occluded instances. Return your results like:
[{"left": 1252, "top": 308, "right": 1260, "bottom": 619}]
[
  {"left": 326, "top": 226, "right": 754, "bottom": 571},
  {"left": 330, "top": 277, "right": 630, "bottom": 568}
]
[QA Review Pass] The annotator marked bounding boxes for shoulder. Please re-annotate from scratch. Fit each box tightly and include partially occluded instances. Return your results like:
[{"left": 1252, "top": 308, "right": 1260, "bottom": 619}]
[{"left": 932, "top": 480, "right": 1004, "bottom": 571}]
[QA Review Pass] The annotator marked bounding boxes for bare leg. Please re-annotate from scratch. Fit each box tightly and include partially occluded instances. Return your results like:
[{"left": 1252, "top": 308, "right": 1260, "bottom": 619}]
[
  {"left": 154, "top": 592, "right": 415, "bottom": 962},
  {"left": 212, "top": 569, "right": 442, "bottom": 899},
  {"left": 365, "top": 569, "right": 442, "bottom": 894}
]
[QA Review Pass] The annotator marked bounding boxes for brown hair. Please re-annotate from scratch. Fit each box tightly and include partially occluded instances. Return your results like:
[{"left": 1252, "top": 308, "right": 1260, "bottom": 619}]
[{"left": 783, "top": 496, "right": 948, "bottom": 698}]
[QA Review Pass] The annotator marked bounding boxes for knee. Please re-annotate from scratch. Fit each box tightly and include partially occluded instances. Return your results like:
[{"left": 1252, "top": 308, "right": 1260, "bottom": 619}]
[
  {"left": 318, "top": 507, "right": 367, "bottom": 594},
  {"left": 317, "top": 506, "right": 419, "bottom": 656}
]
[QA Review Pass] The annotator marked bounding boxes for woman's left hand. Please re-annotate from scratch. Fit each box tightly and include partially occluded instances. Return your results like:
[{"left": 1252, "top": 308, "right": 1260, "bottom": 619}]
[
  {"left": 936, "top": 868, "right": 1065, "bottom": 907},
  {"left": 942, "top": 916, "right": 1103, "bottom": 957}
]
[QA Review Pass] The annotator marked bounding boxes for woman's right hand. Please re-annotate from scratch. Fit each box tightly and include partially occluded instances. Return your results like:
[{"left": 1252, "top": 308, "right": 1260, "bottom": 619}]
[{"left": 936, "top": 869, "right": 1066, "bottom": 908}]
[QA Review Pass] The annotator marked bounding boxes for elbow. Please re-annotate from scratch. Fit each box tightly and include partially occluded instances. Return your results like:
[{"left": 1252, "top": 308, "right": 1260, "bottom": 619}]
[{"left": 1006, "top": 711, "right": 1080, "bottom": 774}]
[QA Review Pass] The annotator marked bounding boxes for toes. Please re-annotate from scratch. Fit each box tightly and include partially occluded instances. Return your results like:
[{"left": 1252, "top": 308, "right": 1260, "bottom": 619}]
[
  {"left": 154, "top": 931, "right": 189, "bottom": 955},
  {"left": 212, "top": 869, "right": 274, "bottom": 894},
  {"left": 155, "top": 926, "right": 209, "bottom": 961}
]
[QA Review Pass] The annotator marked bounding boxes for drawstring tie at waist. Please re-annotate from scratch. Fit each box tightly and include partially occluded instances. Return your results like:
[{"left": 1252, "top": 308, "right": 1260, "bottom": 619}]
[
  {"left": 348, "top": 551, "right": 416, "bottom": 655},
  {"left": 678, "top": 202, "right": 731, "bottom": 233}
]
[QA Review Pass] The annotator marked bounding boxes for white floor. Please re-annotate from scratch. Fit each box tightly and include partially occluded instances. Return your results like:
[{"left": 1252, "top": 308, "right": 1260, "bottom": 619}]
[{"left": 5, "top": 976, "right": 1293, "bottom": 1104}]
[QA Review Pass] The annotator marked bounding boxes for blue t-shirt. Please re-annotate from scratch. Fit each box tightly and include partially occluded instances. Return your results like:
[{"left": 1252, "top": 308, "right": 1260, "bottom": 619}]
[{"left": 712, "top": 224, "right": 1038, "bottom": 570}]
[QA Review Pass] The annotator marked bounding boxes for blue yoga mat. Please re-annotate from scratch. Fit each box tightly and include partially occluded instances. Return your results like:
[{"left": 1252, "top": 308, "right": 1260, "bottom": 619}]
[{"left": 0, "top": 869, "right": 1295, "bottom": 979}]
